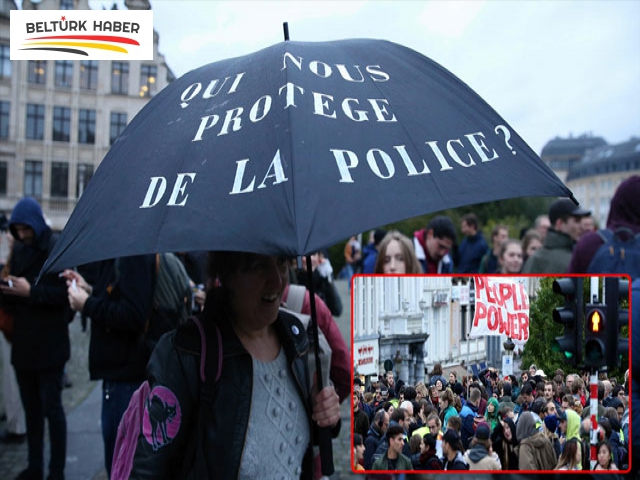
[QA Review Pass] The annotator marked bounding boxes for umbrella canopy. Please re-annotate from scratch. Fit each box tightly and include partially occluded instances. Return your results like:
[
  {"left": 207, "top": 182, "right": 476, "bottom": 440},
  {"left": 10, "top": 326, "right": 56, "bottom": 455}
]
[{"left": 42, "top": 38, "right": 571, "bottom": 274}]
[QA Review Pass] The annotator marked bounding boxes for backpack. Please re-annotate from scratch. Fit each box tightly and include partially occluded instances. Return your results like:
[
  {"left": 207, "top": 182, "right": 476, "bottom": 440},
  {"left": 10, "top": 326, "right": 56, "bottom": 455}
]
[
  {"left": 111, "top": 315, "right": 222, "bottom": 480},
  {"left": 283, "top": 284, "right": 333, "bottom": 389},
  {"left": 587, "top": 228, "right": 640, "bottom": 276}
]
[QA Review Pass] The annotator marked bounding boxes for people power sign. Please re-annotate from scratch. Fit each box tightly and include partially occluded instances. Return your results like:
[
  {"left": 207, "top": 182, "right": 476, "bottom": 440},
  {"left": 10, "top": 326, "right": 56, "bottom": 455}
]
[
  {"left": 469, "top": 277, "right": 530, "bottom": 345},
  {"left": 137, "top": 44, "right": 545, "bottom": 210}
]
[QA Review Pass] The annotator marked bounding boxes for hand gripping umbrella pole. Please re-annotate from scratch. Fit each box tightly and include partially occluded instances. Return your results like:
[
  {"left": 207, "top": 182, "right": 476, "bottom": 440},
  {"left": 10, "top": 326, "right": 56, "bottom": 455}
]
[{"left": 305, "top": 254, "right": 335, "bottom": 476}]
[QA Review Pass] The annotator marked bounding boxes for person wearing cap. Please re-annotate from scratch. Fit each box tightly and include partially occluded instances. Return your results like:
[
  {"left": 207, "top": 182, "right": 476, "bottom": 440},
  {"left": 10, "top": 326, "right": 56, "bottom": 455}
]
[
  {"left": 543, "top": 413, "right": 562, "bottom": 459},
  {"left": 522, "top": 198, "right": 591, "bottom": 273},
  {"left": 441, "top": 429, "right": 469, "bottom": 470},
  {"left": 463, "top": 422, "right": 501, "bottom": 470}
]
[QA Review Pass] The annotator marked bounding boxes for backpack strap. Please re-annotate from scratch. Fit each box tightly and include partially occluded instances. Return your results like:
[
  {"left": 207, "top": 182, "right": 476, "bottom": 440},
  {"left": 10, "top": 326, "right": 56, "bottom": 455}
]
[
  {"left": 190, "top": 316, "right": 222, "bottom": 387},
  {"left": 285, "top": 284, "right": 306, "bottom": 314}
]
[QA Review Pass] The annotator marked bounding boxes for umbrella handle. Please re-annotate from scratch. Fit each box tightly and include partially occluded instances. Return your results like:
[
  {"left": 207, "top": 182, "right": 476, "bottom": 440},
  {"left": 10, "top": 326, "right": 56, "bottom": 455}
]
[{"left": 305, "top": 255, "right": 335, "bottom": 476}]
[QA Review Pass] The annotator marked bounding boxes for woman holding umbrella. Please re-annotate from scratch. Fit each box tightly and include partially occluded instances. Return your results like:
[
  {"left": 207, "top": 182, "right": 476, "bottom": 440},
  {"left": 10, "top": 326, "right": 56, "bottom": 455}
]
[{"left": 129, "top": 252, "right": 340, "bottom": 479}]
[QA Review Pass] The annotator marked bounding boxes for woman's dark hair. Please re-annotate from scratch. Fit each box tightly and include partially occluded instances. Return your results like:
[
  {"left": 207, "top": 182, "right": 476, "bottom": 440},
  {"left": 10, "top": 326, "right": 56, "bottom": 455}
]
[
  {"left": 353, "top": 433, "right": 363, "bottom": 447},
  {"left": 555, "top": 437, "right": 580, "bottom": 470},
  {"left": 594, "top": 440, "right": 613, "bottom": 469}
]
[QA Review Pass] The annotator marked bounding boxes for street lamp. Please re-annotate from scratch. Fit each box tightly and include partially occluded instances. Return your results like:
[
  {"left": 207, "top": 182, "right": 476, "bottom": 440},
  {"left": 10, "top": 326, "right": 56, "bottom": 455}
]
[{"left": 503, "top": 337, "right": 516, "bottom": 352}]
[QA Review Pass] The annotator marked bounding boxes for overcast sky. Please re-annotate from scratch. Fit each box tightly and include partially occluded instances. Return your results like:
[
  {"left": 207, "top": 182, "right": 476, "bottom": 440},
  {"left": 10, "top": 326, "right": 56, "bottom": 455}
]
[{"left": 93, "top": 0, "right": 639, "bottom": 156}]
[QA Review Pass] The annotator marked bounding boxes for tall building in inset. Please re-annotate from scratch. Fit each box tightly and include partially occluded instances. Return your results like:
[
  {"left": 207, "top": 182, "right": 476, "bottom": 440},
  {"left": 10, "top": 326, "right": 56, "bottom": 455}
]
[{"left": 0, "top": 0, "right": 174, "bottom": 229}]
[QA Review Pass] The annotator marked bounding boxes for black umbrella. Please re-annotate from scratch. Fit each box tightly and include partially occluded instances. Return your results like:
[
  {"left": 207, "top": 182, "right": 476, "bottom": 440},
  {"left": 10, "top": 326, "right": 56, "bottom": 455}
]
[
  {"left": 41, "top": 37, "right": 572, "bottom": 475},
  {"left": 42, "top": 38, "right": 571, "bottom": 274}
]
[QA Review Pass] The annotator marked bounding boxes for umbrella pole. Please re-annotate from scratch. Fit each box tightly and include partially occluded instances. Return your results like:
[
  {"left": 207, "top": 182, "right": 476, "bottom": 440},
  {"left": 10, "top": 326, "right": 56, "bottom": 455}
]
[
  {"left": 283, "top": 22, "right": 289, "bottom": 41},
  {"left": 305, "top": 255, "right": 335, "bottom": 476}
]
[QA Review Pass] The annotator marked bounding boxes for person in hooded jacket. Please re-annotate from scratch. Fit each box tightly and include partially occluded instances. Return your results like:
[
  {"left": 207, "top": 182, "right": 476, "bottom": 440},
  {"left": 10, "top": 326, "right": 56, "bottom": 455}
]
[
  {"left": 484, "top": 397, "right": 500, "bottom": 434},
  {"left": 463, "top": 422, "right": 501, "bottom": 470},
  {"left": 516, "top": 411, "right": 557, "bottom": 470},
  {"left": 0, "top": 197, "right": 71, "bottom": 480},
  {"left": 491, "top": 417, "right": 519, "bottom": 470},
  {"left": 568, "top": 175, "right": 640, "bottom": 275}
]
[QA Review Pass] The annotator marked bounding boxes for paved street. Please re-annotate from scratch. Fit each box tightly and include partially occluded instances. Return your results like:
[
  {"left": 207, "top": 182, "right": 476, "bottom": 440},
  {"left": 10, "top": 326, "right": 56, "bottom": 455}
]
[{"left": 0, "top": 280, "right": 357, "bottom": 480}]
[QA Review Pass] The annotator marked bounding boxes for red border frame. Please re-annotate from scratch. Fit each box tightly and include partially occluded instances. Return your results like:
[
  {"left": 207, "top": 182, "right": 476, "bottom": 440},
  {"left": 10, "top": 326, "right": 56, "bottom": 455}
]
[{"left": 349, "top": 273, "right": 632, "bottom": 475}]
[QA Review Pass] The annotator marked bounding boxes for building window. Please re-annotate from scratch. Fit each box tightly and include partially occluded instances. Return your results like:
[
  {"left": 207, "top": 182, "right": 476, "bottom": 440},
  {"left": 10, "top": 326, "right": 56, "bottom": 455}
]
[
  {"left": 26, "top": 104, "right": 45, "bottom": 140},
  {"left": 111, "top": 61, "right": 129, "bottom": 94},
  {"left": 28, "top": 60, "right": 47, "bottom": 84},
  {"left": 0, "top": 101, "right": 9, "bottom": 139},
  {"left": 54, "top": 60, "right": 73, "bottom": 88},
  {"left": 110, "top": 112, "right": 127, "bottom": 145},
  {"left": 51, "top": 162, "right": 69, "bottom": 198},
  {"left": 139, "top": 65, "right": 157, "bottom": 97},
  {"left": 0, "top": 161, "right": 6, "bottom": 195},
  {"left": 24, "top": 160, "right": 43, "bottom": 198},
  {"left": 0, "top": 44, "right": 10, "bottom": 79},
  {"left": 60, "top": 0, "right": 74, "bottom": 9},
  {"left": 77, "top": 163, "right": 94, "bottom": 197},
  {"left": 52, "top": 106, "right": 71, "bottom": 142},
  {"left": 80, "top": 60, "right": 98, "bottom": 90},
  {"left": 78, "top": 109, "right": 96, "bottom": 144}
]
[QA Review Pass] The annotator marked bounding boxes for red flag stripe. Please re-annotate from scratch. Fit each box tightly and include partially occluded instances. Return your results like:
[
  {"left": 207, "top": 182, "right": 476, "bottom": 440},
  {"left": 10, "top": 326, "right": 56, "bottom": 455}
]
[{"left": 26, "top": 35, "right": 139, "bottom": 46}]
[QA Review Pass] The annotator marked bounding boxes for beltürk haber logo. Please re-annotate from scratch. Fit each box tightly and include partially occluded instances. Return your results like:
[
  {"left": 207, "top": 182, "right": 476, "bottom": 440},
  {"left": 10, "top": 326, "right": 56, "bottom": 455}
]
[{"left": 10, "top": 10, "right": 153, "bottom": 60}]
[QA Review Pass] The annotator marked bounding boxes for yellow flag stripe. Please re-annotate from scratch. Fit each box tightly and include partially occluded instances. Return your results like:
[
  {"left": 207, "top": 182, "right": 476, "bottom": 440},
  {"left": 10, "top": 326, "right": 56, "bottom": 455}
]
[{"left": 23, "top": 42, "right": 128, "bottom": 53}]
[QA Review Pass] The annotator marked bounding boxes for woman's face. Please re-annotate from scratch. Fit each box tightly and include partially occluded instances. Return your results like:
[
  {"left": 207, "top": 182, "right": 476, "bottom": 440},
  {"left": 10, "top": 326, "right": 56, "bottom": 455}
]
[
  {"left": 227, "top": 255, "right": 288, "bottom": 330},
  {"left": 501, "top": 243, "right": 523, "bottom": 273},
  {"left": 502, "top": 421, "right": 512, "bottom": 440},
  {"left": 355, "top": 443, "right": 365, "bottom": 461},
  {"left": 526, "top": 238, "right": 542, "bottom": 258},
  {"left": 487, "top": 402, "right": 495, "bottom": 413},
  {"left": 435, "top": 379, "right": 443, "bottom": 391},
  {"left": 383, "top": 239, "right": 406, "bottom": 274},
  {"left": 597, "top": 445, "right": 609, "bottom": 466}
]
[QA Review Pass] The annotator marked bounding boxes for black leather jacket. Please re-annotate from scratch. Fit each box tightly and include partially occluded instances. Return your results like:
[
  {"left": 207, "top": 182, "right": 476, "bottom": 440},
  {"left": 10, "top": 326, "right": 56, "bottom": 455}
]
[{"left": 130, "top": 309, "right": 316, "bottom": 479}]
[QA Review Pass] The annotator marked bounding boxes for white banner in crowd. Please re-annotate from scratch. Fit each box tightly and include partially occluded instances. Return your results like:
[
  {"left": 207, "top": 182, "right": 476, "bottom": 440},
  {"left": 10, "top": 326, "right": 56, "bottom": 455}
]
[{"left": 470, "top": 277, "right": 530, "bottom": 345}]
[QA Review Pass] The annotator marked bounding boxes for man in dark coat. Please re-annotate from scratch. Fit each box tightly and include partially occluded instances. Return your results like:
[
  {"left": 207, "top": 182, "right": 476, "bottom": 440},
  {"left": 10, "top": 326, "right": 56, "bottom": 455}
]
[
  {"left": 64, "top": 254, "right": 155, "bottom": 477},
  {"left": 1, "top": 197, "right": 71, "bottom": 480},
  {"left": 456, "top": 213, "right": 488, "bottom": 273},
  {"left": 522, "top": 198, "right": 590, "bottom": 273}
]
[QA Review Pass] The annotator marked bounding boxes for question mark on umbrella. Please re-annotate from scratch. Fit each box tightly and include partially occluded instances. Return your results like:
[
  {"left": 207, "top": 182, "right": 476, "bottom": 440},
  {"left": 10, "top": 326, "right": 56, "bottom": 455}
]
[{"left": 495, "top": 125, "right": 516, "bottom": 155}]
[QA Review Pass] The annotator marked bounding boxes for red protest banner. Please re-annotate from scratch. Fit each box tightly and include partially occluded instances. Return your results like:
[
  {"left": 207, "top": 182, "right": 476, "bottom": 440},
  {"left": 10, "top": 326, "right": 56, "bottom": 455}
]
[{"left": 470, "top": 276, "right": 530, "bottom": 345}]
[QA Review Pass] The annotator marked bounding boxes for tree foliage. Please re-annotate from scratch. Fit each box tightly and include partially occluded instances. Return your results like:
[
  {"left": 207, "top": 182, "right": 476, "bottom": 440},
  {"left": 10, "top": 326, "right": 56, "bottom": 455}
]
[
  {"left": 328, "top": 195, "right": 553, "bottom": 274},
  {"left": 521, "top": 277, "right": 567, "bottom": 375}
]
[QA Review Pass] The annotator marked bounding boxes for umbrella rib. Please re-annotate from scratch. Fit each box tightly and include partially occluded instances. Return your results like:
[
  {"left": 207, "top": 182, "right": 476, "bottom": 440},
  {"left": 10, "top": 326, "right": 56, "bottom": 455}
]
[{"left": 282, "top": 41, "right": 302, "bottom": 254}]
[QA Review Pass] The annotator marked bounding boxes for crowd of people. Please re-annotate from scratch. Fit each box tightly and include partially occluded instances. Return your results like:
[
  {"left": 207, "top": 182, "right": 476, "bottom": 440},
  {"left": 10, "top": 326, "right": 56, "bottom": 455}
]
[
  {"left": 0, "top": 197, "right": 348, "bottom": 480},
  {"left": 347, "top": 175, "right": 639, "bottom": 277},
  {"left": 0, "top": 174, "right": 637, "bottom": 479},
  {"left": 353, "top": 364, "right": 630, "bottom": 472}
]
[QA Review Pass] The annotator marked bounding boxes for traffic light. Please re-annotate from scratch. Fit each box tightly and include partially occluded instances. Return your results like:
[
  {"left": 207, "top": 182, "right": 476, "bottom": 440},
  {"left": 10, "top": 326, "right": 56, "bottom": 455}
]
[
  {"left": 605, "top": 277, "right": 630, "bottom": 369},
  {"left": 584, "top": 303, "right": 607, "bottom": 368},
  {"left": 552, "top": 278, "right": 582, "bottom": 366}
]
